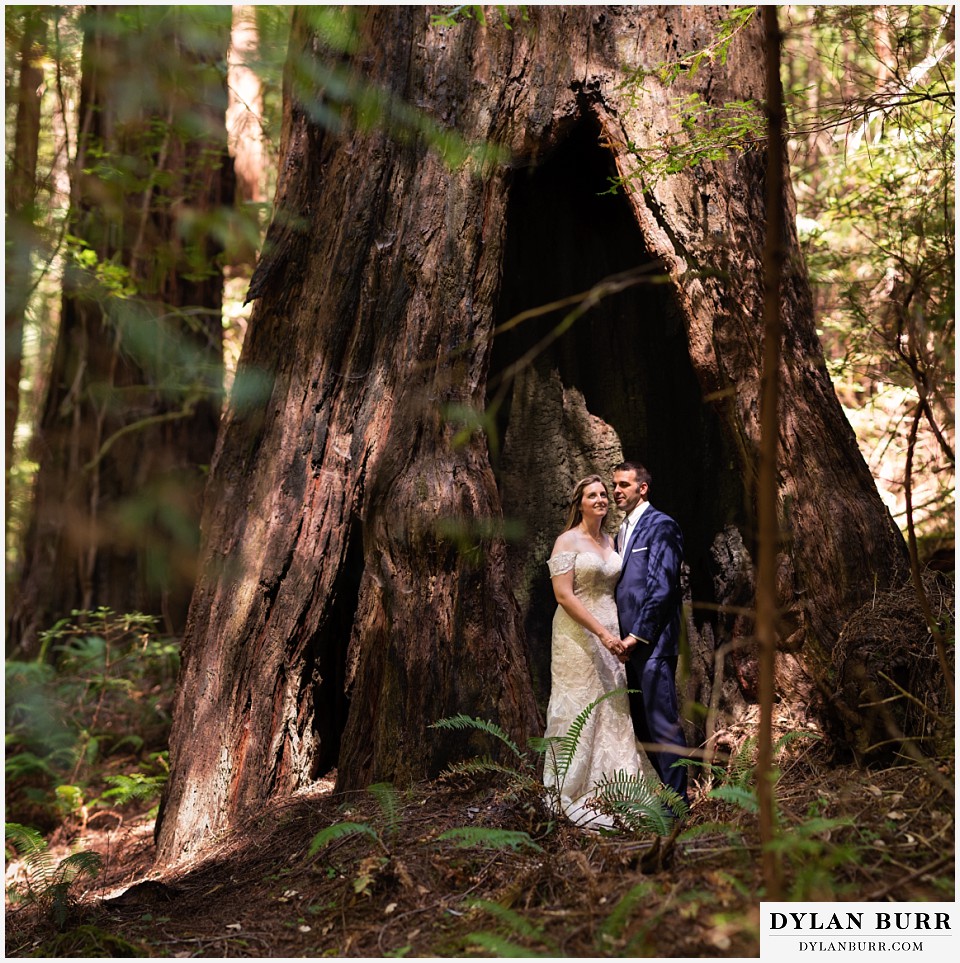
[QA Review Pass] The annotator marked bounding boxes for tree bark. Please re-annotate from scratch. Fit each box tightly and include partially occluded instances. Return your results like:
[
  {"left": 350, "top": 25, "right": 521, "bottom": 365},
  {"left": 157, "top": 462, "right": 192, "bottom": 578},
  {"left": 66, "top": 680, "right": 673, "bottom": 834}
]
[
  {"left": 227, "top": 5, "right": 266, "bottom": 207},
  {"left": 157, "top": 6, "right": 907, "bottom": 862},
  {"left": 9, "top": 6, "right": 233, "bottom": 653},
  {"left": 757, "top": 3, "right": 785, "bottom": 901},
  {"left": 5, "top": 10, "right": 46, "bottom": 512}
]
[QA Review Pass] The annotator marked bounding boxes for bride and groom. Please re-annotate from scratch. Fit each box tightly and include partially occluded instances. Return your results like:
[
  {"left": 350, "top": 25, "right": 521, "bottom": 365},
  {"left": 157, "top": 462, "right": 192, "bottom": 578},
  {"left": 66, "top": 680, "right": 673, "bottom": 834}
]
[{"left": 543, "top": 461, "right": 689, "bottom": 830}]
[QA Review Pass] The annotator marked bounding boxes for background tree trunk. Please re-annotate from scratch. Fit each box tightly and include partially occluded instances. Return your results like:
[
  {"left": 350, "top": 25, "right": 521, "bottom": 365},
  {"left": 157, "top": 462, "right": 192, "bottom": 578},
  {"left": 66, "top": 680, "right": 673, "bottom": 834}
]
[
  {"left": 6, "top": 10, "right": 47, "bottom": 513},
  {"left": 9, "top": 6, "right": 233, "bottom": 653},
  {"left": 157, "top": 6, "right": 907, "bottom": 862}
]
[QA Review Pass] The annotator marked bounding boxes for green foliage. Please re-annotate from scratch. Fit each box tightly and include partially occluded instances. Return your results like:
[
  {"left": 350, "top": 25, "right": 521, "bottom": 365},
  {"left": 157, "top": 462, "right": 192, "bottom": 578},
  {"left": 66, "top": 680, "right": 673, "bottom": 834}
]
[
  {"left": 435, "top": 692, "right": 679, "bottom": 838},
  {"left": 591, "top": 769, "right": 688, "bottom": 834},
  {"left": 464, "top": 898, "right": 559, "bottom": 957},
  {"left": 785, "top": 4, "right": 954, "bottom": 539},
  {"left": 624, "top": 5, "right": 758, "bottom": 88},
  {"left": 308, "top": 821, "right": 382, "bottom": 857},
  {"left": 5, "top": 822, "right": 103, "bottom": 931},
  {"left": 616, "top": 7, "right": 763, "bottom": 185},
  {"left": 94, "top": 755, "right": 169, "bottom": 814},
  {"left": 540, "top": 688, "right": 633, "bottom": 785},
  {"left": 430, "top": 6, "right": 528, "bottom": 31},
  {"left": 307, "top": 781, "right": 403, "bottom": 858},
  {"left": 430, "top": 713, "right": 522, "bottom": 759},
  {"left": 766, "top": 813, "right": 863, "bottom": 900},
  {"left": 594, "top": 882, "right": 656, "bottom": 955},
  {"left": 708, "top": 784, "right": 760, "bottom": 814},
  {"left": 5, "top": 609, "right": 178, "bottom": 827},
  {"left": 436, "top": 827, "right": 543, "bottom": 853},
  {"left": 619, "top": 96, "right": 765, "bottom": 184}
]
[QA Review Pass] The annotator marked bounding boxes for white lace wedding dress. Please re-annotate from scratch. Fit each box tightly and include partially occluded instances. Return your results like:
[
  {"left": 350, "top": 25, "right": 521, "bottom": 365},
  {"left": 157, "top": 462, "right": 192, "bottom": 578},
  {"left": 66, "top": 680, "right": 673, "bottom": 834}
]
[{"left": 543, "top": 550, "right": 644, "bottom": 830}]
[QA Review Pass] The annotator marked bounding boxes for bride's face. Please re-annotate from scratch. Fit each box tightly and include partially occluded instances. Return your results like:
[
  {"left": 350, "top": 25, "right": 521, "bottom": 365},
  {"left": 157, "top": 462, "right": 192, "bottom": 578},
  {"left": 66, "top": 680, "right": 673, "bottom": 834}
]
[{"left": 580, "top": 482, "right": 609, "bottom": 521}]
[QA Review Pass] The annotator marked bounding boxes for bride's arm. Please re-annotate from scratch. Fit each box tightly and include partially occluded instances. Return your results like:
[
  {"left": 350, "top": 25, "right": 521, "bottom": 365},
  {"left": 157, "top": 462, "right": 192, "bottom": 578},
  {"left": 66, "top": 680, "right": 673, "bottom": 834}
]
[{"left": 550, "top": 566, "right": 622, "bottom": 655}]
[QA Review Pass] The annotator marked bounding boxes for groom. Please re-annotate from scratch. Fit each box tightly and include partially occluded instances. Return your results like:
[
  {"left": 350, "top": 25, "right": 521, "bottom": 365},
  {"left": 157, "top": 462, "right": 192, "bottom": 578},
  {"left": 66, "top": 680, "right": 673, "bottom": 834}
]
[{"left": 612, "top": 461, "right": 689, "bottom": 807}]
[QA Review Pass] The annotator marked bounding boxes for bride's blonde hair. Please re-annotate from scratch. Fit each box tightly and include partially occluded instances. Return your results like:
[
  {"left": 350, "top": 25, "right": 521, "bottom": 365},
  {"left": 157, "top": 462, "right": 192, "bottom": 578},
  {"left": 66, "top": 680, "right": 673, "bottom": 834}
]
[{"left": 563, "top": 474, "right": 609, "bottom": 532}]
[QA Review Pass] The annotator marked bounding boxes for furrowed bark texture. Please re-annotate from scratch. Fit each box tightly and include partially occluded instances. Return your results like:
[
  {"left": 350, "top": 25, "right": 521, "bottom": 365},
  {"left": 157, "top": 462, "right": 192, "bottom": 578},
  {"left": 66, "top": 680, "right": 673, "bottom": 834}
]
[
  {"left": 10, "top": 6, "right": 232, "bottom": 651},
  {"left": 157, "top": 7, "right": 906, "bottom": 861}
]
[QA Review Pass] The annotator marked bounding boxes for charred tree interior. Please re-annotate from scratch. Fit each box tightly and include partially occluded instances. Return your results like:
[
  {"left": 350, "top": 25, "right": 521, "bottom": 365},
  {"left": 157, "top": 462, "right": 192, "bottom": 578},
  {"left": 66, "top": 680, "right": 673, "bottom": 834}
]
[
  {"left": 489, "top": 120, "right": 742, "bottom": 713},
  {"left": 309, "top": 516, "right": 363, "bottom": 778}
]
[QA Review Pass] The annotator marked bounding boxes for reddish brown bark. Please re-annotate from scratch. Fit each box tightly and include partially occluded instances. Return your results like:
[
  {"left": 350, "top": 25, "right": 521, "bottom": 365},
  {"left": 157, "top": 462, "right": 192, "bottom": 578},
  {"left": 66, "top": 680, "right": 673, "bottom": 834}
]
[{"left": 156, "top": 7, "right": 906, "bottom": 862}]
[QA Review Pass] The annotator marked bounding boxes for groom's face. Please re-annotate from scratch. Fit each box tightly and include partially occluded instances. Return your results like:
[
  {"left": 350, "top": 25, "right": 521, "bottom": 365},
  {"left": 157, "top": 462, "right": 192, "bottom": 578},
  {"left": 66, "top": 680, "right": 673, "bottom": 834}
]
[{"left": 612, "top": 470, "right": 647, "bottom": 515}]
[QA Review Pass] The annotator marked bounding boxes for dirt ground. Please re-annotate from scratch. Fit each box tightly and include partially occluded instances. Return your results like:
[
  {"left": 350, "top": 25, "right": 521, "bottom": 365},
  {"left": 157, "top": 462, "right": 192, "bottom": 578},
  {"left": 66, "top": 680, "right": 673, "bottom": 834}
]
[{"left": 5, "top": 730, "right": 954, "bottom": 959}]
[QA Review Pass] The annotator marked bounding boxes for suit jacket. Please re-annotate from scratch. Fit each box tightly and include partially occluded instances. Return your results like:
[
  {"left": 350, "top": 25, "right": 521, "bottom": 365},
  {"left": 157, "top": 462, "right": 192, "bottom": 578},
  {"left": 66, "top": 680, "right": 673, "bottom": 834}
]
[{"left": 615, "top": 505, "right": 684, "bottom": 658}]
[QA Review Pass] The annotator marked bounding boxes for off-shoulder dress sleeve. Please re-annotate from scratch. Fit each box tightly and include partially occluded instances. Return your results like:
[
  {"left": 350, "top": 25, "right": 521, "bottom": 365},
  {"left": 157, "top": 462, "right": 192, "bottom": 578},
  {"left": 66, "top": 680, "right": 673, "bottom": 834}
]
[{"left": 547, "top": 551, "right": 577, "bottom": 577}]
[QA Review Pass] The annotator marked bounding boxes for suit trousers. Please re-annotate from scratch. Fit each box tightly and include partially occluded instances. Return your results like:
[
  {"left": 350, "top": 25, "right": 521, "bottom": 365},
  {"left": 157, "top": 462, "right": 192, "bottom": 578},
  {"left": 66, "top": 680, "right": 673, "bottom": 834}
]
[{"left": 625, "top": 653, "right": 689, "bottom": 804}]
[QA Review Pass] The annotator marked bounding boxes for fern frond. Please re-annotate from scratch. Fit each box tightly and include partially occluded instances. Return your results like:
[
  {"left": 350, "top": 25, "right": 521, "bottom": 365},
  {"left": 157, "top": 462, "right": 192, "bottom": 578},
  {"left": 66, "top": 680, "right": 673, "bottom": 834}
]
[
  {"left": 550, "top": 688, "right": 629, "bottom": 782},
  {"left": 525, "top": 735, "right": 561, "bottom": 755},
  {"left": 5, "top": 822, "right": 46, "bottom": 858},
  {"left": 97, "top": 772, "right": 167, "bottom": 806},
  {"left": 438, "top": 756, "right": 519, "bottom": 780},
  {"left": 308, "top": 821, "right": 380, "bottom": 856},
  {"left": 596, "top": 882, "right": 653, "bottom": 947},
  {"left": 468, "top": 898, "right": 548, "bottom": 942},
  {"left": 727, "top": 736, "right": 757, "bottom": 787},
  {"left": 57, "top": 850, "right": 103, "bottom": 884},
  {"left": 773, "top": 729, "right": 821, "bottom": 755},
  {"left": 592, "top": 769, "right": 688, "bottom": 834},
  {"left": 464, "top": 932, "right": 547, "bottom": 957},
  {"left": 430, "top": 714, "right": 521, "bottom": 758},
  {"left": 671, "top": 819, "right": 745, "bottom": 841},
  {"left": 437, "top": 827, "right": 543, "bottom": 853},
  {"left": 5, "top": 822, "right": 56, "bottom": 889},
  {"left": 709, "top": 783, "right": 759, "bottom": 813},
  {"left": 367, "top": 782, "right": 399, "bottom": 836}
]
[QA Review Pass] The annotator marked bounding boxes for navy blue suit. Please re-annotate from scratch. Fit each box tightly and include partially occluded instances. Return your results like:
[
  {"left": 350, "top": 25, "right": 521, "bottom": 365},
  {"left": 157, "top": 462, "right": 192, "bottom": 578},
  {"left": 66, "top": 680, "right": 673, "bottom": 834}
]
[{"left": 615, "top": 505, "right": 688, "bottom": 803}]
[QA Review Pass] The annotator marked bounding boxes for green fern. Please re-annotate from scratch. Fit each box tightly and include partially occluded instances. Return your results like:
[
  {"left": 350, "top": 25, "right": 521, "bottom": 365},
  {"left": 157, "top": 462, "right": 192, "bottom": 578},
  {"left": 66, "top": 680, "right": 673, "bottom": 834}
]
[
  {"left": 96, "top": 770, "right": 167, "bottom": 809},
  {"left": 438, "top": 756, "right": 527, "bottom": 781},
  {"left": 367, "top": 782, "right": 401, "bottom": 838},
  {"left": 544, "top": 688, "right": 631, "bottom": 783},
  {"left": 307, "top": 781, "right": 405, "bottom": 858},
  {"left": 463, "top": 932, "right": 549, "bottom": 957},
  {"left": 464, "top": 898, "right": 558, "bottom": 956},
  {"left": 437, "top": 827, "right": 543, "bottom": 852},
  {"left": 591, "top": 769, "right": 688, "bottom": 834},
  {"left": 5, "top": 822, "right": 102, "bottom": 930},
  {"left": 595, "top": 882, "right": 654, "bottom": 951},
  {"left": 709, "top": 783, "right": 760, "bottom": 813},
  {"left": 308, "top": 821, "right": 381, "bottom": 856},
  {"left": 430, "top": 714, "right": 522, "bottom": 758}
]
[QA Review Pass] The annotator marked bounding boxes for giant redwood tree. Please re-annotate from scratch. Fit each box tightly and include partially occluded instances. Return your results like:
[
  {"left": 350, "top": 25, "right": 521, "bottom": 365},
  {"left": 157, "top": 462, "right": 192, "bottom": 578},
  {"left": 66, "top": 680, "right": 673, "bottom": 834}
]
[
  {"left": 10, "top": 6, "right": 233, "bottom": 650},
  {"left": 156, "top": 6, "right": 910, "bottom": 861}
]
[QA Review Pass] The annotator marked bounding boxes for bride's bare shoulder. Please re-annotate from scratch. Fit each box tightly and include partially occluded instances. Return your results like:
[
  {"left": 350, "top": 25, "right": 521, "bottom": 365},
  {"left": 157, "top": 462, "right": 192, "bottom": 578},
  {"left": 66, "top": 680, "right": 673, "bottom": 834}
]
[{"left": 551, "top": 529, "right": 579, "bottom": 555}]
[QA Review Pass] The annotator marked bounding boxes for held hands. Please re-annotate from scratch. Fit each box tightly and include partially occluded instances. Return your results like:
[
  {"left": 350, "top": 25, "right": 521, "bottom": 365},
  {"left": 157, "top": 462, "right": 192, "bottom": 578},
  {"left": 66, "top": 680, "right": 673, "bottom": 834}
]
[
  {"left": 600, "top": 634, "right": 640, "bottom": 661},
  {"left": 617, "top": 635, "right": 640, "bottom": 664},
  {"left": 599, "top": 634, "right": 625, "bottom": 657}
]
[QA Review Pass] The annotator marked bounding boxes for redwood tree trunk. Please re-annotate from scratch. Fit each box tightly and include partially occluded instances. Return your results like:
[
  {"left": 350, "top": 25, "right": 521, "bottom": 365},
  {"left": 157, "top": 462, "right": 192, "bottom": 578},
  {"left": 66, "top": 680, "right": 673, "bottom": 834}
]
[
  {"left": 5, "top": 10, "right": 46, "bottom": 508},
  {"left": 157, "top": 6, "right": 906, "bottom": 862},
  {"left": 9, "top": 6, "right": 232, "bottom": 652}
]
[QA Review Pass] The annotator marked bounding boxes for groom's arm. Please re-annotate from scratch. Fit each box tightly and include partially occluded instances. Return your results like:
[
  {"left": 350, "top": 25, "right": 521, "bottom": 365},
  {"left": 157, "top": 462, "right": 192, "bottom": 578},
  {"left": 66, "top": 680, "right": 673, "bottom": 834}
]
[{"left": 626, "top": 516, "right": 683, "bottom": 646}]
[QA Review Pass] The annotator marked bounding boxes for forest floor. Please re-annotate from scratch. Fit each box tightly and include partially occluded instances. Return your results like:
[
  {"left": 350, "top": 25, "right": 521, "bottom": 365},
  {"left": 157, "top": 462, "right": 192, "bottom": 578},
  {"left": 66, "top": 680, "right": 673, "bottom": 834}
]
[{"left": 5, "top": 716, "right": 955, "bottom": 959}]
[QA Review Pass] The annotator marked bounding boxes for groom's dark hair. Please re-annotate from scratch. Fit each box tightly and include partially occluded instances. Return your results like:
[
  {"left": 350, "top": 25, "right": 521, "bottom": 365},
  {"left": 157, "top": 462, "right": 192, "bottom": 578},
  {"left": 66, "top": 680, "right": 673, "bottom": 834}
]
[{"left": 614, "top": 461, "right": 652, "bottom": 488}]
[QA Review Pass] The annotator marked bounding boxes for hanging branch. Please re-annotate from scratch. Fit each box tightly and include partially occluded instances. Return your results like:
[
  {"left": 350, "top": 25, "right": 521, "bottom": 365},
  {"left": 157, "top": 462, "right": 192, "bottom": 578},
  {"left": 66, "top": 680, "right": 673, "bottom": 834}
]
[{"left": 904, "top": 404, "right": 955, "bottom": 703}]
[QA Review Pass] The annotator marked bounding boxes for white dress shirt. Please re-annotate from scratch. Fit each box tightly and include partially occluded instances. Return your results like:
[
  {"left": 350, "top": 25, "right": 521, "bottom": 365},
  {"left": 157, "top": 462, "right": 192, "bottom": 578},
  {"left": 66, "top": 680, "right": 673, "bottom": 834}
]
[
  {"left": 619, "top": 500, "right": 649, "bottom": 555},
  {"left": 619, "top": 500, "right": 650, "bottom": 642}
]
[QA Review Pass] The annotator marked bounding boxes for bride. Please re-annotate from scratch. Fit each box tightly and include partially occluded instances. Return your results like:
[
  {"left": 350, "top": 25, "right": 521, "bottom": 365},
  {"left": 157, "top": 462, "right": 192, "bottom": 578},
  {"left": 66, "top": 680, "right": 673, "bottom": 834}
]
[{"left": 543, "top": 474, "right": 644, "bottom": 829}]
